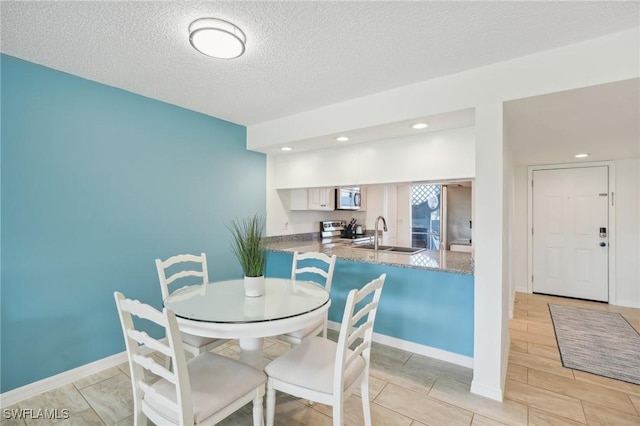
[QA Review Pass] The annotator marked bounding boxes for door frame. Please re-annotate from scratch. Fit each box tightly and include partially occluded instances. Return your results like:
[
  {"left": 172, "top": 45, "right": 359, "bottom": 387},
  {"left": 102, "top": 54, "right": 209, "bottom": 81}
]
[{"left": 527, "top": 161, "right": 616, "bottom": 303}]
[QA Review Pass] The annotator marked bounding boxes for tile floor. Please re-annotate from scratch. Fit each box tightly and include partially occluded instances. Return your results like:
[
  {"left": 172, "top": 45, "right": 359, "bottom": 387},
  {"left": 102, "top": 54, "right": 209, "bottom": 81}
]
[{"left": 4, "top": 292, "right": 640, "bottom": 425}]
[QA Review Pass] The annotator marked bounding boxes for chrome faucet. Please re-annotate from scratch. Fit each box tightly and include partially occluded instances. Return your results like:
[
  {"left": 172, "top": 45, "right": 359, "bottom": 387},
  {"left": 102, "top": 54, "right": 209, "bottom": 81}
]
[{"left": 374, "top": 215, "right": 388, "bottom": 251}]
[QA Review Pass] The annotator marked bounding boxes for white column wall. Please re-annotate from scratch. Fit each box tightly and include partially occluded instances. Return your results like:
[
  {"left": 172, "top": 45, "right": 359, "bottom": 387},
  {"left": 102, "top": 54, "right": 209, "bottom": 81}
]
[
  {"left": 471, "top": 103, "right": 508, "bottom": 401},
  {"left": 615, "top": 159, "right": 640, "bottom": 307}
]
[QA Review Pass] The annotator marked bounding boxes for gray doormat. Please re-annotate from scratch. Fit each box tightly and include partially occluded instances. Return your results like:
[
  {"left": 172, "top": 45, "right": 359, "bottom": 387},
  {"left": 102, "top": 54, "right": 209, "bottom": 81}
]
[{"left": 548, "top": 304, "right": 640, "bottom": 385}]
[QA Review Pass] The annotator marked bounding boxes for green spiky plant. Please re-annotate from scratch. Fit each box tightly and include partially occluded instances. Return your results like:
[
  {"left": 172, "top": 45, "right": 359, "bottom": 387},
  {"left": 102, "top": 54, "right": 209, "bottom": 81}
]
[{"left": 228, "top": 213, "right": 266, "bottom": 278}]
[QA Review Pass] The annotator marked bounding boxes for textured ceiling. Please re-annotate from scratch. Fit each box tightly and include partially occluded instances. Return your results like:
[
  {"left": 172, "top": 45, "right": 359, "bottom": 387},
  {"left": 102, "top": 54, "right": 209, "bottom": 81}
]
[{"left": 1, "top": 1, "right": 638, "bottom": 127}]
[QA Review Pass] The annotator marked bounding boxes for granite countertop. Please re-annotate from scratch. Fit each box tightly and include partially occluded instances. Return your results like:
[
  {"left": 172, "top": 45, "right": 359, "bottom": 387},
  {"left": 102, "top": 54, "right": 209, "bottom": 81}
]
[{"left": 266, "top": 236, "right": 474, "bottom": 275}]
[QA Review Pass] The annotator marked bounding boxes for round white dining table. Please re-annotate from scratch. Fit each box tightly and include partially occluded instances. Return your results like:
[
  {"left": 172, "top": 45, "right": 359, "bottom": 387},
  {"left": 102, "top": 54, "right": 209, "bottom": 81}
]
[{"left": 164, "top": 277, "right": 331, "bottom": 366}]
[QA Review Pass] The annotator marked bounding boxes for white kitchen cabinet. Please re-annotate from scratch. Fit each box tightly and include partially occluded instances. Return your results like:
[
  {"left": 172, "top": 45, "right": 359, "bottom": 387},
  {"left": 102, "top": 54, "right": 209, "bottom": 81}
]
[
  {"left": 275, "top": 147, "right": 359, "bottom": 189},
  {"left": 274, "top": 127, "right": 475, "bottom": 189},
  {"left": 290, "top": 188, "right": 335, "bottom": 211}
]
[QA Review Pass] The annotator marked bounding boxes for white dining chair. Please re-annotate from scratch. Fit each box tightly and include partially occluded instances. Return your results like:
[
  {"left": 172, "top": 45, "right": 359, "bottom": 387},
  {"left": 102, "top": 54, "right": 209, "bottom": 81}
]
[
  {"left": 114, "top": 291, "right": 266, "bottom": 426},
  {"left": 155, "top": 253, "right": 226, "bottom": 357},
  {"left": 275, "top": 251, "right": 337, "bottom": 346},
  {"left": 265, "top": 273, "right": 386, "bottom": 426}
]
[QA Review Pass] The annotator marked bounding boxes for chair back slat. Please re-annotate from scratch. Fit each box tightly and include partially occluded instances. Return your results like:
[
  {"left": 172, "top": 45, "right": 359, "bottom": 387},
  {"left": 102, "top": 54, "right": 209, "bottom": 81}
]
[
  {"left": 346, "top": 318, "right": 374, "bottom": 348},
  {"left": 120, "top": 298, "right": 166, "bottom": 325},
  {"left": 164, "top": 269, "right": 206, "bottom": 286},
  {"left": 333, "top": 274, "right": 386, "bottom": 397},
  {"left": 349, "top": 300, "right": 378, "bottom": 327},
  {"left": 132, "top": 353, "right": 176, "bottom": 384},
  {"left": 294, "top": 266, "right": 329, "bottom": 278},
  {"left": 126, "top": 329, "right": 172, "bottom": 357},
  {"left": 155, "top": 253, "right": 209, "bottom": 300}
]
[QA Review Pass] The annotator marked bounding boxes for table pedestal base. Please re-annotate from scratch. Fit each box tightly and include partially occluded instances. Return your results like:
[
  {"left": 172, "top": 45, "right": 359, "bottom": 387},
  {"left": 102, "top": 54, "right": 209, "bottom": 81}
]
[{"left": 239, "top": 337, "right": 265, "bottom": 368}]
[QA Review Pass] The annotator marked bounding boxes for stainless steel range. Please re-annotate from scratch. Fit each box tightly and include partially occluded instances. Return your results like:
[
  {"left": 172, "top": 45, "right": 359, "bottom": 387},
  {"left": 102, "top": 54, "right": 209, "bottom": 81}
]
[
  {"left": 320, "top": 220, "right": 346, "bottom": 242},
  {"left": 320, "top": 220, "right": 372, "bottom": 244}
]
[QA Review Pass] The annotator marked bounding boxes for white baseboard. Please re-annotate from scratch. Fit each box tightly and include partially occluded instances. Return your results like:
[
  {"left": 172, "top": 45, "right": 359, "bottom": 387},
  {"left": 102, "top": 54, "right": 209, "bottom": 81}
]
[
  {"left": 327, "top": 321, "right": 474, "bottom": 369},
  {"left": 614, "top": 298, "right": 640, "bottom": 309},
  {"left": 0, "top": 352, "right": 128, "bottom": 408}
]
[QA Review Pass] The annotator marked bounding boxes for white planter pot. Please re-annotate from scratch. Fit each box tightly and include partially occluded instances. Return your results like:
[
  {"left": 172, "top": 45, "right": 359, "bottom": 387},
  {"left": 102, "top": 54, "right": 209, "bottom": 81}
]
[{"left": 244, "top": 275, "right": 265, "bottom": 297}]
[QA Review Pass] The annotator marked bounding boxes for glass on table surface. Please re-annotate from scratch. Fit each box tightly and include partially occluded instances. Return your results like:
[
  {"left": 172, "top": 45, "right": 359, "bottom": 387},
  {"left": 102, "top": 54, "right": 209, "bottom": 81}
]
[{"left": 163, "top": 277, "right": 330, "bottom": 324}]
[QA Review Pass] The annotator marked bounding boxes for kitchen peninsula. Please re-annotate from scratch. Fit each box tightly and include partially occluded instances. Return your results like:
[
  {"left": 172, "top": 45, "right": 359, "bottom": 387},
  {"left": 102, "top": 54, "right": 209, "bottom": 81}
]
[{"left": 265, "top": 235, "right": 475, "bottom": 366}]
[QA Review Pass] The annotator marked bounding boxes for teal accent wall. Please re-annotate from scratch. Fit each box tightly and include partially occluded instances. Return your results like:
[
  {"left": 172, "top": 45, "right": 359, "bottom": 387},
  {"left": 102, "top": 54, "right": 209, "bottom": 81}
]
[
  {"left": 266, "top": 251, "right": 474, "bottom": 357},
  {"left": 0, "top": 55, "right": 266, "bottom": 392}
]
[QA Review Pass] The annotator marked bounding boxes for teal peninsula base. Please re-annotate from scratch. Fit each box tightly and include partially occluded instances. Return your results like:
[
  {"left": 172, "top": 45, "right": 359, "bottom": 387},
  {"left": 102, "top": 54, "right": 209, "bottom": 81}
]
[{"left": 266, "top": 251, "right": 474, "bottom": 362}]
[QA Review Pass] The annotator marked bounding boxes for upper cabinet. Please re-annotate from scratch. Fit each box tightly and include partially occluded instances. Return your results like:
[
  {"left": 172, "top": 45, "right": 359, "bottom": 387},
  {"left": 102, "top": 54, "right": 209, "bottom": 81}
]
[
  {"left": 275, "top": 146, "right": 359, "bottom": 189},
  {"left": 290, "top": 187, "right": 335, "bottom": 211},
  {"left": 274, "top": 128, "right": 475, "bottom": 189}
]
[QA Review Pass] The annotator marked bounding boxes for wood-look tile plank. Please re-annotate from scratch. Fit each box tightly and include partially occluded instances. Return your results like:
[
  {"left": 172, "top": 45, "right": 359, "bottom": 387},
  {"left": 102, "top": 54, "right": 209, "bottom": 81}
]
[
  {"left": 582, "top": 400, "right": 640, "bottom": 426},
  {"left": 527, "top": 342, "right": 561, "bottom": 361},
  {"left": 572, "top": 370, "right": 640, "bottom": 396},
  {"left": 353, "top": 375, "right": 388, "bottom": 401},
  {"left": 527, "top": 369, "right": 637, "bottom": 415},
  {"left": 527, "top": 407, "right": 587, "bottom": 426},
  {"left": 629, "top": 394, "right": 640, "bottom": 416},
  {"left": 510, "top": 319, "right": 528, "bottom": 331},
  {"left": 504, "top": 379, "right": 585, "bottom": 423},
  {"left": 404, "top": 354, "right": 473, "bottom": 387},
  {"left": 271, "top": 394, "right": 334, "bottom": 426},
  {"left": 369, "top": 367, "right": 435, "bottom": 398},
  {"left": 507, "top": 363, "right": 528, "bottom": 384},
  {"left": 471, "top": 414, "right": 508, "bottom": 426},
  {"left": 513, "top": 309, "right": 528, "bottom": 319},
  {"left": 509, "top": 350, "right": 574, "bottom": 379},
  {"left": 510, "top": 339, "right": 528, "bottom": 353},
  {"left": 510, "top": 329, "right": 558, "bottom": 347},
  {"left": 527, "top": 322, "right": 557, "bottom": 337},
  {"left": 375, "top": 383, "right": 473, "bottom": 426},
  {"left": 517, "top": 304, "right": 551, "bottom": 316},
  {"left": 429, "top": 378, "right": 527, "bottom": 425},
  {"left": 311, "top": 396, "right": 413, "bottom": 426},
  {"left": 525, "top": 309, "right": 552, "bottom": 322}
]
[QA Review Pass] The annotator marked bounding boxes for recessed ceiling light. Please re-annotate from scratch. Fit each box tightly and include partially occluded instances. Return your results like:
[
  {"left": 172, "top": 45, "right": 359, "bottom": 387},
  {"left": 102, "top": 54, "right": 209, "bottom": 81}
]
[
  {"left": 189, "top": 18, "right": 246, "bottom": 59},
  {"left": 412, "top": 122, "right": 429, "bottom": 130},
  {"left": 336, "top": 136, "right": 349, "bottom": 142},
  {"left": 574, "top": 153, "right": 590, "bottom": 158},
  {"left": 280, "top": 146, "right": 293, "bottom": 151}
]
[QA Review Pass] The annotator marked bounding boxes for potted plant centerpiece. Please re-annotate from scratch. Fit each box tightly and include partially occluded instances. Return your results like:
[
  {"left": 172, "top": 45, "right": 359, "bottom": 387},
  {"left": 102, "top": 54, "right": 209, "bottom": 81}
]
[{"left": 228, "top": 213, "right": 266, "bottom": 297}]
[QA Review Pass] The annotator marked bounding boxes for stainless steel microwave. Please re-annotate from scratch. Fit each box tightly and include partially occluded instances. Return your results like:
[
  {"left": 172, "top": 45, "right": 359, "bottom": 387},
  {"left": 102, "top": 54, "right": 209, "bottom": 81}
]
[{"left": 336, "top": 187, "right": 362, "bottom": 210}]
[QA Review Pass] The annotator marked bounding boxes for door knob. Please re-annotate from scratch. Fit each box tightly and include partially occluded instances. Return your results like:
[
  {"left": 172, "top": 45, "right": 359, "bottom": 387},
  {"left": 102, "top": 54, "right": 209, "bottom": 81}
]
[{"left": 599, "top": 242, "right": 607, "bottom": 247}]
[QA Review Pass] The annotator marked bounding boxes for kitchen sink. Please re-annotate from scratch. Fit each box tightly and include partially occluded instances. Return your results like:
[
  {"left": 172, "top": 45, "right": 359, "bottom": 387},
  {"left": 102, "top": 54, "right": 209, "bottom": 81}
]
[{"left": 351, "top": 244, "right": 425, "bottom": 255}]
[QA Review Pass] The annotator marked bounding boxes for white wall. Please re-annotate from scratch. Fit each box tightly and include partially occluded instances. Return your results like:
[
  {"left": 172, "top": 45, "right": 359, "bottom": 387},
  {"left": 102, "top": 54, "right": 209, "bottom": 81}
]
[
  {"left": 614, "top": 159, "right": 640, "bottom": 307},
  {"left": 513, "top": 166, "right": 531, "bottom": 294}
]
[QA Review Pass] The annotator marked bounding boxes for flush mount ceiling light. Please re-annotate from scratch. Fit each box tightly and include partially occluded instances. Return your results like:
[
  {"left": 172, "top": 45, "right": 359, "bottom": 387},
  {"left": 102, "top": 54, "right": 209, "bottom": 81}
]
[
  {"left": 189, "top": 18, "right": 246, "bottom": 59},
  {"left": 574, "top": 153, "right": 590, "bottom": 158},
  {"left": 336, "top": 136, "right": 349, "bottom": 142},
  {"left": 280, "top": 146, "right": 293, "bottom": 151},
  {"left": 412, "top": 122, "right": 429, "bottom": 129}
]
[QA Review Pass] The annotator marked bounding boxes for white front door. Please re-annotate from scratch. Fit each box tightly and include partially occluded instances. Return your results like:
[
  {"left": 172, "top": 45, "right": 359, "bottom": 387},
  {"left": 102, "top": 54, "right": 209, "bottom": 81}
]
[{"left": 532, "top": 166, "right": 609, "bottom": 301}]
